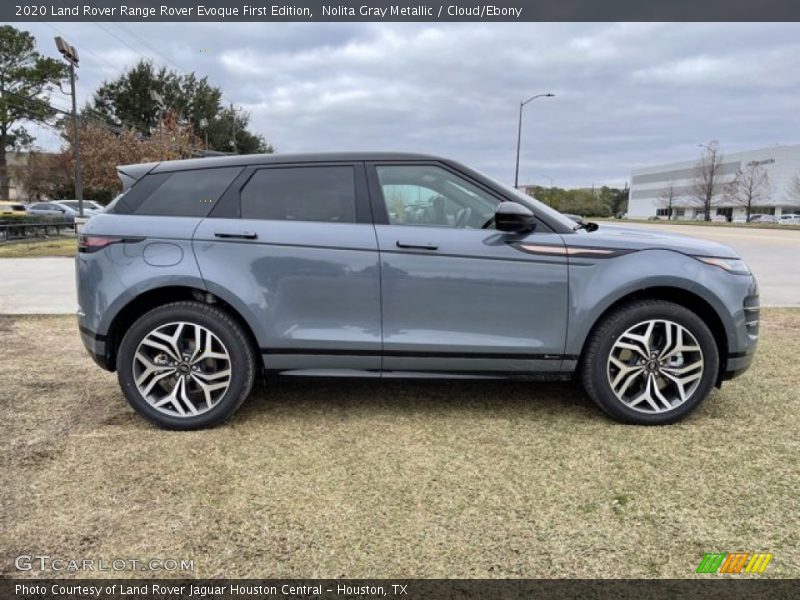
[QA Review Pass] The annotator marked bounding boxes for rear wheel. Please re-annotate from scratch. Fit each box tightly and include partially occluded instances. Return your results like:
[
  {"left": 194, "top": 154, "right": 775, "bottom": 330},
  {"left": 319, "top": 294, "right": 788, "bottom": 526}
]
[
  {"left": 117, "top": 301, "right": 255, "bottom": 430},
  {"left": 580, "top": 300, "right": 719, "bottom": 425}
]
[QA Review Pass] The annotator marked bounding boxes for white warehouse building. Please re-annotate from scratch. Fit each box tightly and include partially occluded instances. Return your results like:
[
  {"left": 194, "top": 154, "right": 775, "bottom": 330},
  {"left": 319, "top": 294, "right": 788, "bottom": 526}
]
[{"left": 627, "top": 144, "right": 800, "bottom": 220}]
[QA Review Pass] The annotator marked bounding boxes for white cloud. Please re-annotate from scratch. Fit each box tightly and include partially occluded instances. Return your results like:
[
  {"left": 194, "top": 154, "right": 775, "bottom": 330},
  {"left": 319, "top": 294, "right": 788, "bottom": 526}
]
[{"left": 19, "top": 21, "right": 800, "bottom": 187}]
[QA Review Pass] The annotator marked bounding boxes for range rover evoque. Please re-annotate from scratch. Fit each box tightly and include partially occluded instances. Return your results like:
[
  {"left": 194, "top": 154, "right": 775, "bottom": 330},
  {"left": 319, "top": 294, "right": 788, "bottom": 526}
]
[{"left": 76, "top": 153, "right": 759, "bottom": 429}]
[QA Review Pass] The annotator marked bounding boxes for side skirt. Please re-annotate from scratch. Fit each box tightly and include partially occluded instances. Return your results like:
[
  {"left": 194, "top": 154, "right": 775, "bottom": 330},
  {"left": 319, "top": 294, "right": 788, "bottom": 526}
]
[{"left": 268, "top": 367, "right": 572, "bottom": 382}]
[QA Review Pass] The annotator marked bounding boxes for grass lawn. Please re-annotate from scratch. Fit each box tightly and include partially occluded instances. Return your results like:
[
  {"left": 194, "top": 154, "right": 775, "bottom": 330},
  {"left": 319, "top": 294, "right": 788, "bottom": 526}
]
[
  {"left": 0, "top": 236, "right": 77, "bottom": 258},
  {"left": 1, "top": 311, "right": 798, "bottom": 579}
]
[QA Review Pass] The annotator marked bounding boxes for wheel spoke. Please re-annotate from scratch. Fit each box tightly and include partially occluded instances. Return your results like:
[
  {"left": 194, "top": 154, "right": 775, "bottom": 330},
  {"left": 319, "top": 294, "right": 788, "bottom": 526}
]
[
  {"left": 134, "top": 352, "right": 175, "bottom": 387},
  {"left": 140, "top": 337, "right": 181, "bottom": 362}
]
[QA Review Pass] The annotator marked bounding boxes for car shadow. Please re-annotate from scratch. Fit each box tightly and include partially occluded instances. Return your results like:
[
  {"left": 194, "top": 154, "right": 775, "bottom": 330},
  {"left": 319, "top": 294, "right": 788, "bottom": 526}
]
[{"left": 234, "top": 376, "right": 600, "bottom": 423}]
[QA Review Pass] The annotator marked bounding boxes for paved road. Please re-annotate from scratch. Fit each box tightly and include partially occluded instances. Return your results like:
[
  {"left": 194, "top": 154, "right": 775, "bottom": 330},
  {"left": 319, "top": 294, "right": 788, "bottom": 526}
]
[
  {"left": 0, "top": 257, "right": 76, "bottom": 315},
  {"left": 0, "top": 225, "right": 797, "bottom": 314},
  {"left": 616, "top": 223, "right": 800, "bottom": 307}
]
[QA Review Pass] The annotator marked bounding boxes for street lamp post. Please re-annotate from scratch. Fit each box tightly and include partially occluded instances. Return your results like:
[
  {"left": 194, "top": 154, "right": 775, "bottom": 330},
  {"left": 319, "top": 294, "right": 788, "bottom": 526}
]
[
  {"left": 54, "top": 36, "right": 83, "bottom": 217},
  {"left": 514, "top": 92, "right": 554, "bottom": 188}
]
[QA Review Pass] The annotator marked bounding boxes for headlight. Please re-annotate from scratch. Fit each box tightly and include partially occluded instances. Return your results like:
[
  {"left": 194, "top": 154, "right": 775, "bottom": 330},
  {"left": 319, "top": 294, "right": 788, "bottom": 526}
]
[{"left": 694, "top": 256, "right": 750, "bottom": 275}]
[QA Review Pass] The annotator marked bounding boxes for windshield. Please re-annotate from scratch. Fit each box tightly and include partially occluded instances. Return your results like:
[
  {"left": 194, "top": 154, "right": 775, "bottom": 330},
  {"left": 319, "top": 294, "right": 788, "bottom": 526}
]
[{"left": 462, "top": 165, "right": 580, "bottom": 231}]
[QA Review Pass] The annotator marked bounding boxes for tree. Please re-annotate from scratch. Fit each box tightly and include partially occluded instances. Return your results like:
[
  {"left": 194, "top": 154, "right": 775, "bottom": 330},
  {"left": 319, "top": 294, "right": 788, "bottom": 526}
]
[
  {"left": 68, "top": 114, "right": 201, "bottom": 202},
  {"left": 600, "top": 182, "right": 630, "bottom": 216},
  {"left": 788, "top": 174, "right": 800, "bottom": 208},
  {"left": 0, "top": 25, "right": 66, "bottom": 197},
  {"left": 725, "top": 161, "right": 770, "bottom": 221},
  {"left": 657, "top": 182, "right": 679, "bottom": 220},
  {"left": 689, "top": 141, "right": 725, "bottom": 221},
  {"left": 86, "top": 60, "right": 272, "bottom": 155},
  {"left": 20, "top": 150, "right": 72, "bottom": 200}
]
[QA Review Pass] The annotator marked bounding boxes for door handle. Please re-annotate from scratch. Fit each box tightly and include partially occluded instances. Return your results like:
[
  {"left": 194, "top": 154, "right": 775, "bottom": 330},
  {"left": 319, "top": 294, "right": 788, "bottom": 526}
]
[
  {"left": 396, "top": 240, "right": 439, "bottom": 251},
  {"left": 214, "top": 231, "right": 258, "bottom": 240}
]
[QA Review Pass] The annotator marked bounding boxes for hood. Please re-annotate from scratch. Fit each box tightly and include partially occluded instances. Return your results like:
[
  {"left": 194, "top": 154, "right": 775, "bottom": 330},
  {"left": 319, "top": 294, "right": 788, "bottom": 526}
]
[{"left": 566, "top": 223, "right": 739, "bottom": 258}]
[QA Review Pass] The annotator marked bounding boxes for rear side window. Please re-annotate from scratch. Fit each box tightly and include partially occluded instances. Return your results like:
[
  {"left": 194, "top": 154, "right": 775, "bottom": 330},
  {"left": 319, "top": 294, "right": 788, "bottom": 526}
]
[
  {"left": 123, "top": 167, "right": 241, "bottom": 217},
  {"left": 240, "top": 166, "right": 356, "bottom": 223}
]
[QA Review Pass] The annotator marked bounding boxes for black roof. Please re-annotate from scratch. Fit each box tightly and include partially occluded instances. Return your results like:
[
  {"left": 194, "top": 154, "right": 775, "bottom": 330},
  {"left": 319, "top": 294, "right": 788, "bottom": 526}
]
[{"left": 118, "top": 152, "right": 447, "bottom": 183}]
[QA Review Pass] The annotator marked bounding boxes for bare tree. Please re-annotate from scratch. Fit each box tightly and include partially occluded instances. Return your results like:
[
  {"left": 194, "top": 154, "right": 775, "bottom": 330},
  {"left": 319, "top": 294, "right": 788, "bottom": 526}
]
[
  {"left": 657, "top": 182, "right": 678, "bottom": 220},
  {"left": 788, "top": 174, "right": 800, "bottom": 212},
  {"left": 725, "top": 161, "right": 770, "bottom": 221},
  {"left": 689, "top": 141, "right": 725, "bottom": 222}
]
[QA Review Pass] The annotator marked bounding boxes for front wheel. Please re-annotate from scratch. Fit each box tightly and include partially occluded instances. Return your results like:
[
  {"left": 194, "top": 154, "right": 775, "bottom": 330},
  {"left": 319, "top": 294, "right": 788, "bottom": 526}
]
[
  {"left": 580, "top": 300, "right": 719, "bottom": 425},
  {"left": 117, "top": 301, "right": 255, "bottom": 430}
]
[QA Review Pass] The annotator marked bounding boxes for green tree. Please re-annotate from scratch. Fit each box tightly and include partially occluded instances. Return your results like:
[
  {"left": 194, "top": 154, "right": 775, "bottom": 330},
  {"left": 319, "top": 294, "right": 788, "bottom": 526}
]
[
  {"left": 86, "top": 60, "right": 272, "bottom": 155},
  {"left": 0, "top": 25, "right": 66, "bottom": 198}
]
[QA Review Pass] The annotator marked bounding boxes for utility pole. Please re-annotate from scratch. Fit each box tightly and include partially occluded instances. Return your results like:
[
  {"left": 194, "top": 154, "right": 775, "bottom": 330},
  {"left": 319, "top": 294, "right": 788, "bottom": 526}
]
[
  {"left": 199, "top": 117, "right": 209, "bottom": 151},
  {"left": 230, "top": 102, "right": 239, "bottom": 153},
  {"left": 149, "top": 90, "right": 167, "bottom": 159},
  {"left": 54, "top": 37, "right": 82, "bottom": 216}
]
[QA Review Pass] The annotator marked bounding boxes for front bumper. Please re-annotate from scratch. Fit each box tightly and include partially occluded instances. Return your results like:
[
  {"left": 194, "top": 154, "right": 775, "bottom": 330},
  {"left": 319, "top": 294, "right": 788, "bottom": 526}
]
[
  {"left": 721, "top": 350, "right": 755, "bottom": 381},
  {"left": 720, "top": 287, "right": 759, "bottom": 382}
]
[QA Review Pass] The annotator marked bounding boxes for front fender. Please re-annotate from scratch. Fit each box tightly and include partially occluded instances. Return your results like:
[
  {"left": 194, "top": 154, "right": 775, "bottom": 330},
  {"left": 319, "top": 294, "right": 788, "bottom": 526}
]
[{"left": 565, "top": 249, "right": 739, "bottom": 357}]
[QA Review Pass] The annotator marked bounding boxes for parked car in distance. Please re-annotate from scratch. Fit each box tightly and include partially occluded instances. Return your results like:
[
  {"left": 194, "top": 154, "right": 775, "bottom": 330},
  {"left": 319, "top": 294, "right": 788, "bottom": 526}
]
[
  {"left": 693, "top": 213, "right": 707, "bottom": 221},
  {"left": 779, "top": 214, "right": 800, "bottom": 225},
  {"left": 0, "top": 201, "right": 29, "bottom": 218},
  {"left": 77, "top": 152, "right": 759, "bottom": 429},
  {"left": 712, "top": 215, "right": 728, "bottom": 223},
  {"left": 53, "top": 200, "right": 103, "bottom": 216},
  {"left": 732, "top": 215, "right": 748, "bottom": 224},
  {"left": 28, "top": 200, "right": 102, "bottom": 223},
  {"left": 27, "top": 201, "right": 72, "bottom": 221},
  {"left": 749, "top": 214, "right": 778, "bottom": 224}
]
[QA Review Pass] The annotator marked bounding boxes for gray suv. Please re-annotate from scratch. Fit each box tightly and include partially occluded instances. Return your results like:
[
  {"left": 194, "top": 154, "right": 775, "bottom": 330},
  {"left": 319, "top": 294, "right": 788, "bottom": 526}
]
[{"left": 76, "top": 153, "right": 759, "bottom": 429}]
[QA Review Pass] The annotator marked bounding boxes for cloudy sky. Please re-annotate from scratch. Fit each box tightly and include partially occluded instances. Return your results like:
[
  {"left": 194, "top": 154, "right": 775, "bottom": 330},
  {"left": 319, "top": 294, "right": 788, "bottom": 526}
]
[{"left": 23, "top": 21, "right": 800, "bottom": 188}]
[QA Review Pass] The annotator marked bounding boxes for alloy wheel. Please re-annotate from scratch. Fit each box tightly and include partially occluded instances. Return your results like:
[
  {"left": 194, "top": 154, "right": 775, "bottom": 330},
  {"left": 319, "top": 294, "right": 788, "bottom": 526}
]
[
  {"left": 133, "top": 321, "right": 232, "bottom": 417},
  {"left": 606, "top": 319, "right": 704, "bottom": 414}
]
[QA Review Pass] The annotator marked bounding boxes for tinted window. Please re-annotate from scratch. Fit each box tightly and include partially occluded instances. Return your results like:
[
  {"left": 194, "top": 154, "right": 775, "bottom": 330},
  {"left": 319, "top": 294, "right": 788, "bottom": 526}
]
[
  {"left": 240, "top": 166, "right": 356, "bottom": 223},
  {"left": 132, "top": 167, "right": 241, "bottom": 217}
]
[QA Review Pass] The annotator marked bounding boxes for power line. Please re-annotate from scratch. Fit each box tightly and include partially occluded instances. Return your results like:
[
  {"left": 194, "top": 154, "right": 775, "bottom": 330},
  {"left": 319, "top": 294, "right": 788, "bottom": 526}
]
[{"left": 74, "top": 0, "right": 238, "bottom": 107}]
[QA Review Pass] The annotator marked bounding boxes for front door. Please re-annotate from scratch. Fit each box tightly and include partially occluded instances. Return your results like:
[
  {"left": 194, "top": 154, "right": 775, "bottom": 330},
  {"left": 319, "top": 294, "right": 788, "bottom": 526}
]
[{"left": 368, "top": 163, "right": 569, "bottom": 374}]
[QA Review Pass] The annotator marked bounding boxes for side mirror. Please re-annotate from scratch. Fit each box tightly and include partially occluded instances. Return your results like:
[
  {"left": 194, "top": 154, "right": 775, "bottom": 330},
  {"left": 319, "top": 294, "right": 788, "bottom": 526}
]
[{"left": 495, "top": 202, "right": 535, "bottom": 233}]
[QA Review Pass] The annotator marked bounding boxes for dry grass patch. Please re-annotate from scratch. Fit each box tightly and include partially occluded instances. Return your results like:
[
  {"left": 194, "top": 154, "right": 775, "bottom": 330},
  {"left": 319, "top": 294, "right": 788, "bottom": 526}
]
[
  {"left": 0, "top": 236, "right": 77, "bottom": 258},
  {"left": 1, "top": 311, "right": 798, "bottom": 579}
]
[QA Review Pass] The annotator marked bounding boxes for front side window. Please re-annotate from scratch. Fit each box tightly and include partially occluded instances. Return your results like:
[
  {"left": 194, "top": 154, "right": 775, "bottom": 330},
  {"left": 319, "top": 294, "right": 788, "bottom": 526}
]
[
  {"left": 240, "top": 166, "right": 356, "bottom": 223},
  {"left": 376, "top": 165, "right": 499, "bottom": 228}
]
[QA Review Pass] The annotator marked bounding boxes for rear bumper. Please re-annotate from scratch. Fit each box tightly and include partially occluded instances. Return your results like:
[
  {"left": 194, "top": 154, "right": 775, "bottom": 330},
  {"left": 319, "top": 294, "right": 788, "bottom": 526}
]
[{"left": 78, "top": 324, "right": 113, "bottom": 371}]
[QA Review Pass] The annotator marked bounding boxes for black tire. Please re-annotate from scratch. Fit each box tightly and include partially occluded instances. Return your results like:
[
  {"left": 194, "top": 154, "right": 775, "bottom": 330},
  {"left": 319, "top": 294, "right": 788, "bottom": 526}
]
[
  {"left": 117, "top": 301, "right": 256, "bottom": 430},
  {"left": 580, "top": 299, "right": 719, "bottom": 425}
]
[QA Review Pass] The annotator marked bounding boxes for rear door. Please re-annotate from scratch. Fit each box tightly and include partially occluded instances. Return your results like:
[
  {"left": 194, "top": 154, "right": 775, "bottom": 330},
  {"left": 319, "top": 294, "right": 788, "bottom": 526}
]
[{"left": 193, "top": 162, "right": 382, "bottom": 372}]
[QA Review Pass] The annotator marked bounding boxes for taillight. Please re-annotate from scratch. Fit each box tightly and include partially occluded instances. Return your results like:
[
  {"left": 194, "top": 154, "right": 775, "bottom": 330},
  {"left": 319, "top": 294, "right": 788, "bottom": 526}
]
[{"left": 78, "top": 235, "right": 144, "bottom": 253}]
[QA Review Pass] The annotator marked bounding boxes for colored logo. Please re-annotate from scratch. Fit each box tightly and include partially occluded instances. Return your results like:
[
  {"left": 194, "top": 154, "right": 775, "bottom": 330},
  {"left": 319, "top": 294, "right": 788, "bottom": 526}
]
[{"left": 696, "top": 552, "right": 773, "bottom": 574}]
